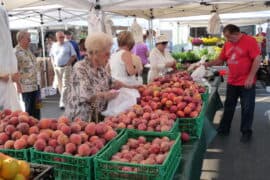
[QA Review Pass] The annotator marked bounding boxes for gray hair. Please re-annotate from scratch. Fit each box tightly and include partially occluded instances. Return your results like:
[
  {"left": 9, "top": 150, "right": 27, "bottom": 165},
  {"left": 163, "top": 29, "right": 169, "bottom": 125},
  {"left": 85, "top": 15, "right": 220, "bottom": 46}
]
[
  {"left": 85, "top": 32, "right": 113, "bottom": 54},
  {"left": 16, "top": 31, "right": 29, "bottom": 42}
]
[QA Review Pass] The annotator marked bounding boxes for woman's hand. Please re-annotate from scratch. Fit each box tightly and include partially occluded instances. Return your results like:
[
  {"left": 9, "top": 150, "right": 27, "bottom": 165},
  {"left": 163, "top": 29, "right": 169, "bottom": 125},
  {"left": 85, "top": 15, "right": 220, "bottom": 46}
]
[
  {"left": 12, "top": 73, "right": 20, "bottom": 82},
  {"left": 0, "top": 74, "right": 10, "bottom": 82},
  {"left": 165, "top": 61, "right": 176, "bottom": 68},
  {"left": 104, "top": 90, "right": 119, "bottom": 100}
]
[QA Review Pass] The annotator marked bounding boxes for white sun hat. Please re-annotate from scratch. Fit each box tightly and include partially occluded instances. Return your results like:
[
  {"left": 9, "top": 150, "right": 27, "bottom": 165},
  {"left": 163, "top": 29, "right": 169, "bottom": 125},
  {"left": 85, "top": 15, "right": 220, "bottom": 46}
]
[{"left": 155, "top": 34, "right": 168, "bottom": 44}]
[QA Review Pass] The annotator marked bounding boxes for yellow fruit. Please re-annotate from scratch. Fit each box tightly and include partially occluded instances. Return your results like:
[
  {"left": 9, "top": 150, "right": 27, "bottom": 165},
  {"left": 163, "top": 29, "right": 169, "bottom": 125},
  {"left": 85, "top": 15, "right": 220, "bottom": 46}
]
[
  {"left": 18, "top": 160, "right": 30, "bottom": 178},
  {"left": 0, "top": 158, "right": 19, "bottom": 179},
  {"left": 13, "top": 173, "right": 26, "bottom": 180}
]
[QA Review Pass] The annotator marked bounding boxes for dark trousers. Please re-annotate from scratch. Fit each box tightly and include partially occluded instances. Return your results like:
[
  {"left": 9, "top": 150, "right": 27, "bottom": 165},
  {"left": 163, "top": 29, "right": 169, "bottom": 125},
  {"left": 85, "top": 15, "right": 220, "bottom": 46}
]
[
  {"left": 22, "top": 91, "right": 40, "bottom": 119},
  {"left": 219, "top": 84, "right": 255, "bottom": 134}
]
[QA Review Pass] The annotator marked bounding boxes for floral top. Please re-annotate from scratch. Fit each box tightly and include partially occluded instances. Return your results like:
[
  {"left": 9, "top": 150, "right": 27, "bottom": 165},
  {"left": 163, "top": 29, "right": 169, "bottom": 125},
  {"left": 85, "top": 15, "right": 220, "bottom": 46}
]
[
  {"left": 64, "top": 59, "right": 112, "bottom": 122},
  {"left": 15, "top": 45, "right": 39, "bottom": 93}
]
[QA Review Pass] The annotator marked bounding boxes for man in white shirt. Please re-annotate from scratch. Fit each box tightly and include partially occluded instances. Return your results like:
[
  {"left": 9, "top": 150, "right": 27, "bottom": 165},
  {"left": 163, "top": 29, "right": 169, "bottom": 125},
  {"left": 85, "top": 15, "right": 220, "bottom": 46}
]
[{"left": 50, "top": 31, "right": 76, "bottom": 109}]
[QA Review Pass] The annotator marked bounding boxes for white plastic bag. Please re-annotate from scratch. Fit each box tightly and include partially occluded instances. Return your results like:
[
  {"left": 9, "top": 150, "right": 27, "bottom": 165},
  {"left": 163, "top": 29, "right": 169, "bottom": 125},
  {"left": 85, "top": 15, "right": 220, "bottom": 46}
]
[
  {"left": 191, "top": 56, "right": 207, "bottom": 82},
  {"left": 191, "top": 65, "right": 206, "bottom": 82},
  {"left": 102, "top": 88, "right": 140, "bottom": 116}
]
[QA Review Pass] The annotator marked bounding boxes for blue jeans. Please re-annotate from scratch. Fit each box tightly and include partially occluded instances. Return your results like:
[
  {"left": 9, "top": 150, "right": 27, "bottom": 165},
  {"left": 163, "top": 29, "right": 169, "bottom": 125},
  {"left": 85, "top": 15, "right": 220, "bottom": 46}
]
[
  {"left": 22, "top": 90, "right": 40, "bottom": 119},
  {"left": 219, "top": 84, "right": 255, "bottom": 134}
]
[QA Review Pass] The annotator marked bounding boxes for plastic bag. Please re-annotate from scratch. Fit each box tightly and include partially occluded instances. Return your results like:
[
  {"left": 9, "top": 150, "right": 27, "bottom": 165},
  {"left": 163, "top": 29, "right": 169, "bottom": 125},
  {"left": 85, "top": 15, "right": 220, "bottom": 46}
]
[
  {"left": 102, "top": 88, "right": 140, "bottom": 116},
  {"left": 264, "top": 110, "right": 270, "bottom": 123},
  {"left": 191, "top": 65, "right": 206, "bottom": 82}
]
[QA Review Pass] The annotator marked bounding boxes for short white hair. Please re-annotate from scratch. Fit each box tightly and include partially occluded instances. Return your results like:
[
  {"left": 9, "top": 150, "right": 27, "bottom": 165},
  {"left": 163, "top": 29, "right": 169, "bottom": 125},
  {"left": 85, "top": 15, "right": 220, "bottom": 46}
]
[
  {"left": 85, "top": 32, "right": 113, "bottom": 53},
  {"left": 16, "top": 31, "right": 29, "bottom": 42}
]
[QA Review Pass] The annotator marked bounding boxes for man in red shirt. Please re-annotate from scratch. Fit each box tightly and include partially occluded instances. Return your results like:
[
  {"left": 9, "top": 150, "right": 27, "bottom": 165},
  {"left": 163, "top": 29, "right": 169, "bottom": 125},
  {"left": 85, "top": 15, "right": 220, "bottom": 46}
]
[{"left": 206, "top": 24, "right": 261, "bottom": 143}]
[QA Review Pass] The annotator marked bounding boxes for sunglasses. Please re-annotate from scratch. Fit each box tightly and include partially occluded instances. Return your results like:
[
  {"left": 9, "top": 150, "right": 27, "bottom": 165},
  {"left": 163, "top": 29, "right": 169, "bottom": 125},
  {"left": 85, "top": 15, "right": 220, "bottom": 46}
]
[{"left": 161, "top": 42, "right": 168, "bottom": 45}]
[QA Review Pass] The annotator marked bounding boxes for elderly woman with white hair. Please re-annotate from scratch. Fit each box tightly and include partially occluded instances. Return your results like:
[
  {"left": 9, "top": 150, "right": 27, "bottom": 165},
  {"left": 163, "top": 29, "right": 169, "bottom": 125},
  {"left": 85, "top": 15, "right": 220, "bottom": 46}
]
[
  {"left": 148, "top": 34, "right": 176, "bottom": 82},
  {"left": 64, "top": 32, "right": 133, "bottom": 122}
]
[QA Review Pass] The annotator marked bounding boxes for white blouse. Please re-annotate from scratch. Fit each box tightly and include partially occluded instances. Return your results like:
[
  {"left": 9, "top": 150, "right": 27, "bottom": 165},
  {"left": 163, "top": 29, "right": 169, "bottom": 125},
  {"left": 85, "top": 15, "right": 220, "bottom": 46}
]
[{"left": 148, "top": 47, "right": 175, "bottom": 82}]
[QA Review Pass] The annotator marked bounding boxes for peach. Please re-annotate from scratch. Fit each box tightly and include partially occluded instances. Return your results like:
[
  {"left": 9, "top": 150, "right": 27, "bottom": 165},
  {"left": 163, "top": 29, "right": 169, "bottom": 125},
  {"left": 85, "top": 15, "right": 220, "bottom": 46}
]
[
  {"left": 190, "top": 111, "right": 199, "bottom": 118},
  {"left": 70, "top": 123, "right": 81, "bottom": 133},
  {"left": 60, "top": 125, "right": 71, "bottom": 136},
  {"left": 117, "top": 122, "right": 126, "bottom": 129},
  {"left": 142, "top": 112, "right": 151, "bottom": 120},
  {"left": 16, "top": 123, "right": 30, "bottom": 134},
  {"left": 29, "top": 126, "right": 39, "bottom": 134},
  {"left": 9, "top": 117, "right": 19, "bottom": 126},
  {"left": 29, "top": 117, "right": 39, "bottom": 126},
  {"left": 27, "top": 134, "right": 38, "bottom": 146},
  {"left": 95, "top": 123, "right": 108, "bottom": 135},
  {"left": 3, "top": 109, "right": 12, "bottom": 116},
  {"left": 11, "top": 131, "right": 23, "bottom": 140},
  {"left": 11, "top": 110, "right": 21, "bottom": 117},
  {"left": 89, "top": 136, "right": 99, "bottom": 143},
  {"left": 5, "top": 125, "right": 16, "bottom": 136},
  {"left": 138, "top": 123, "right": 147, "bottom": 131},
  {"left": 55, "top": 145, "right": 65, "bottom": 154},
  {"left": 103, "top": 130, "right": 117, "bottom": 141},
  {"left": 18, "top": 114, "right": 29, "bottom": 123},
  {"left": 78, "top": 144, "right": 91, "bottom": 156},
  {"left": 69, "top": 134, "right": 82, "bottom": 145},
  {"left": 65, "top": 143, "right": 77, "bottom": 154},
  {"left": 0, "top": 132, "right": 9, "bottom": 145},
  {"left": 44, "top": 146, "right": 54, "bottom": 153},
  {"left": 155, "top": 154, "right": 166, "bottom": 164},
  {"left": 37, "top": 132, "right": 50, "bottom": 141},
  {"left": 52, "top": 130, "right": 63, "bottom": 139},
  {"left": 38, "top": 119, "right": 52, "bottom": 129},
  {"left": 84, "top": 123, "right": 96, "bottom": 136},
  {"left": 176, "top": 110, "right": 185, "bottom": 118},
  {"left": 161, "top": 125, "right": 170, "bottom": 132},
  {"left": 93, "top": 140, "right": 104, "bottom": 149},
  {"left": 184, "top": 106, "right": 192, "bottom": 115},
  {"left": 14, "top": 138, "right": 27, "bottom": 149},
  {"left": 34, "top": 139, "right": 46, "bottom": 151},
  {"left": 4, "top": 140, "right": 15, "bottom": 149},
  {"left": 160, "top": 141, "right": 170, "bottom": 152},
  {"left": 58, "top": 116, "right": 70, "bottom": 124},
  {"left": 50, "top": 121, "right": 58, "bottom": 130},
  {"left": 57, "top": 134, "right": 69, "bottom": 145},
  {"left": 90, "top": 146, "right": 99, "bottom": 155},
  {"left": 48, "top": 139, "right": 58, "bottom": 148},
  {"left": 79, "top": 132, "right": 89, "bottom": 143}
]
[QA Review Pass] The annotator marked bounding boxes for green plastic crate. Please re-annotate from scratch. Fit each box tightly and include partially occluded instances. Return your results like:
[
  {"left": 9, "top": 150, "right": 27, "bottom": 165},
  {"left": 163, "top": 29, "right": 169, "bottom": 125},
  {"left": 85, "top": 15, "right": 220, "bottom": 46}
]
[
  {"left": 94, "top": 130, "right": 181, "bottom": 180},
  {"left": 30, "top": 129, "right": 124, "bottom": 180},
  {"left": 0, "top": 148, "right": 29, "bottom": 161},
  {"left": 177, "top": 101, "right": 207, "bottom": 139},
  {"left": 119, "top": 119, "right": 179, "bottom": 137},
  {"left": 201, "top": 86, "right": 209, "bottom": 102}
]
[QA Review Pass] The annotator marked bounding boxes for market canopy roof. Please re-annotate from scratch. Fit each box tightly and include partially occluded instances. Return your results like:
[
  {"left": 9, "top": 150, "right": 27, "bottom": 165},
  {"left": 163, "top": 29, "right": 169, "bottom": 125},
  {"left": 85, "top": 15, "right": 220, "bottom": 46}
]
[{"left": 3, "top": 0, "right": 270, "bottom": 19}]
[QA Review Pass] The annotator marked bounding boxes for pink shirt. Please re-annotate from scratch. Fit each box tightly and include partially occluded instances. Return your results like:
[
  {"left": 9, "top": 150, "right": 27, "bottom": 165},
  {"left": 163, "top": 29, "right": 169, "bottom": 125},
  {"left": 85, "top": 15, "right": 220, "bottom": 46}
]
[{"left": 132, "top": 43, "right": 149, "bottom": 65}]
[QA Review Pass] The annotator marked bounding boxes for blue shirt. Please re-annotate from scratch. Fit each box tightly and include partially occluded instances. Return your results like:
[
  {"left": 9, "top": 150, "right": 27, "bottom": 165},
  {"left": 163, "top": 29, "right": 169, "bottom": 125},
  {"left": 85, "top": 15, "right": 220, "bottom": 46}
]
[
  {"left": 50, "top": 42, "right": 76, "bottom": 66},
  {"left": 69, "top": 40, "right": 81, "bottom": 60}
]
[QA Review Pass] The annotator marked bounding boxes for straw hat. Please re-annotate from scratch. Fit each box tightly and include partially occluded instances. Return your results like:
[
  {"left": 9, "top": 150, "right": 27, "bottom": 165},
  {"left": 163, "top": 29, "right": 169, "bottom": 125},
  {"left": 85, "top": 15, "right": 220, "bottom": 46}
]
[{"left": 155, "top": 34, "right": 168, "bottom": 44}]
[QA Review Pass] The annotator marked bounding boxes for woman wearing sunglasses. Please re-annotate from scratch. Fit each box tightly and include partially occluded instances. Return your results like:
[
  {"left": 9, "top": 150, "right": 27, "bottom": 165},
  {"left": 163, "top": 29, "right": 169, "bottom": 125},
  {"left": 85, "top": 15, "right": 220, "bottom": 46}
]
[{"left": 148, "top": 34, "right": 176, "bottom": 82}]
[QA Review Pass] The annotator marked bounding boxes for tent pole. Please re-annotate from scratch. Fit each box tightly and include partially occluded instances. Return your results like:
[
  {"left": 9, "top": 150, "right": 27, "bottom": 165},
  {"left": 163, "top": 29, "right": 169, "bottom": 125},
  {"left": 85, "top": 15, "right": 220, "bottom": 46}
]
[
  {"left": 40, "top": 20, "right": 48, "bottom": 97},
  {"left": 148, "top": 18, "right": 154, "bottom": 49}
]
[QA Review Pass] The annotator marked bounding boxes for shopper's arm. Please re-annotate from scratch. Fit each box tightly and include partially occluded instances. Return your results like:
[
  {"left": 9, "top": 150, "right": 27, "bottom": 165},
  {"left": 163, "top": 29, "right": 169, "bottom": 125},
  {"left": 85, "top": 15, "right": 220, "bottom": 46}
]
[
  {"left": 245, "top": 55, "right": 261, "bottom": 88},
  {"left": 205, "top": 58, "right": 224, "bottom": 67},
  {"left": 66, "top": 55, "right": 76, "bottom": 66}
]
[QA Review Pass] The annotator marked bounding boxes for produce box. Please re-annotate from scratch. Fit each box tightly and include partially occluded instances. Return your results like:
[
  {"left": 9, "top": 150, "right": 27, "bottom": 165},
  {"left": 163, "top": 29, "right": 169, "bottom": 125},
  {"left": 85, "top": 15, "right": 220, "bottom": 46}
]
[
  {"left": 177, "top": 101, "right": 207, "bottom": 139},
  {"left": 122, "top": 119, "right": 179, "bottom": 137},
  {"left": 0, "top": 148, "right": 29, "bottom": 161},
  {"left": 30, "top": 163, "right": 54, "bottom": 180},
  {"left": 30, "top": 130, "right": 124, "bottom": 180},
  {"left": 201, "top": 86, "right": 209, "bottom": 102},
  {"left": 94, "top": 130, "right": 181, "bottom": 180}
]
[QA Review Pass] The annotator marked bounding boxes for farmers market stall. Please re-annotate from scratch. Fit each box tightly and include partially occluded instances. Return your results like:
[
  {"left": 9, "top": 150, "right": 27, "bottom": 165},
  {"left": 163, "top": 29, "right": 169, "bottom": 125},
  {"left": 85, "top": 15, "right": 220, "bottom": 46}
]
[{"left": 0, "top": 71, "right": 224, "bottom": 179}]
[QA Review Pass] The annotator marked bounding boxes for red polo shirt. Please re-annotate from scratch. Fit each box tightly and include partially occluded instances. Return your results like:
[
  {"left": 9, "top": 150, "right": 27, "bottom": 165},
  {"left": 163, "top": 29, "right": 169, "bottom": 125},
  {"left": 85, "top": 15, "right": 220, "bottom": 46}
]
[{"left": 219, "top": 34, "right": 261, "bottom": 86}]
